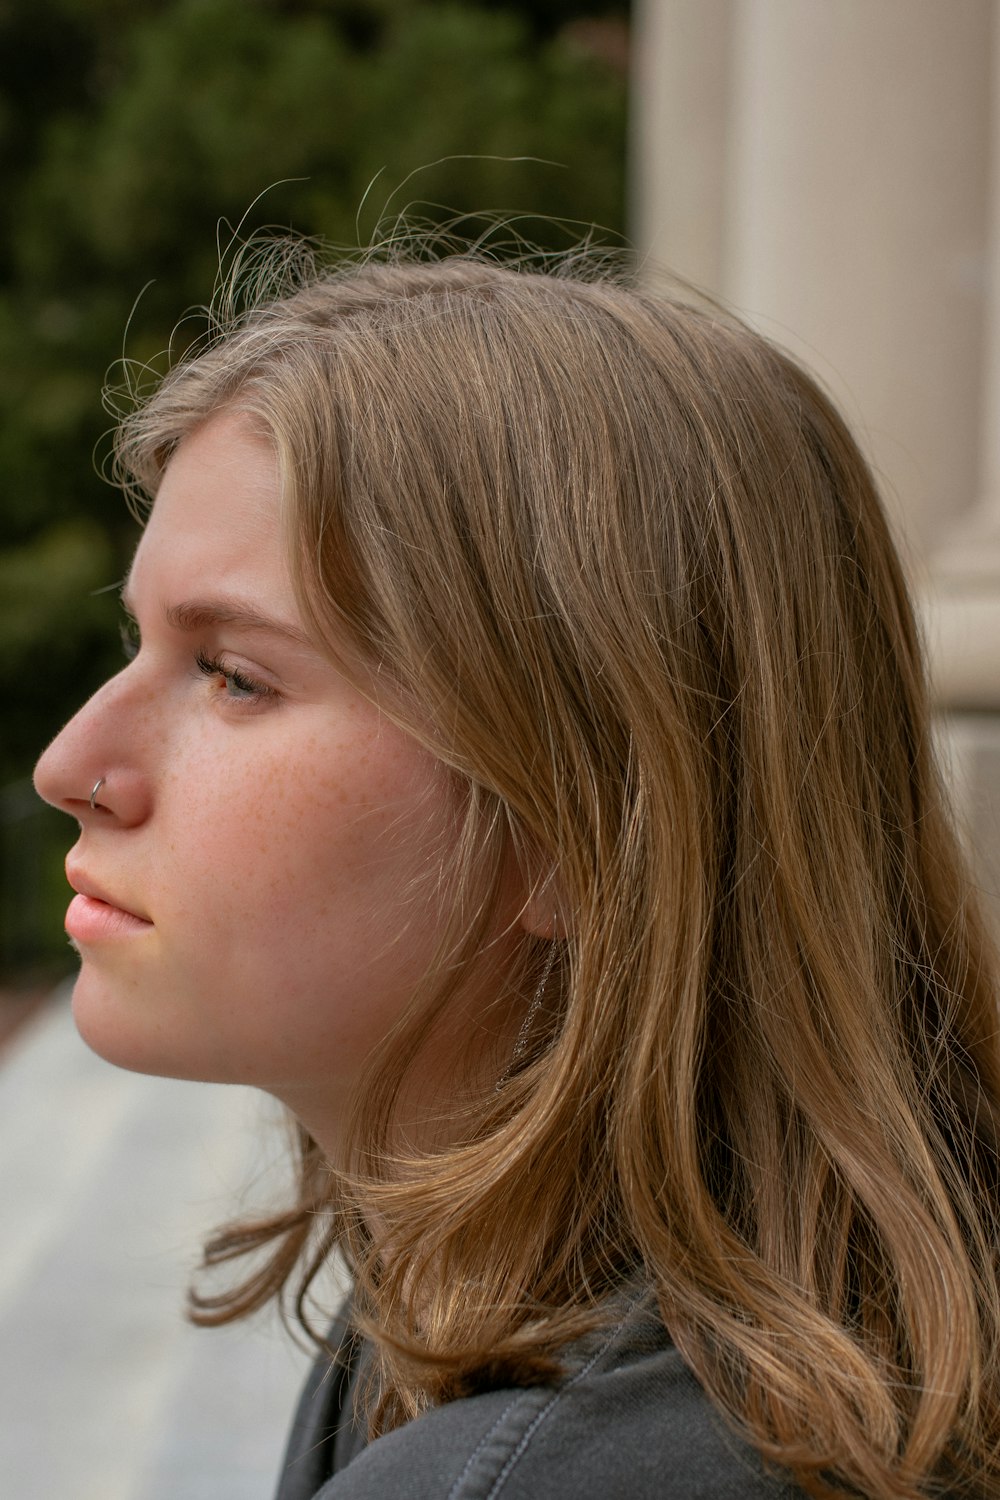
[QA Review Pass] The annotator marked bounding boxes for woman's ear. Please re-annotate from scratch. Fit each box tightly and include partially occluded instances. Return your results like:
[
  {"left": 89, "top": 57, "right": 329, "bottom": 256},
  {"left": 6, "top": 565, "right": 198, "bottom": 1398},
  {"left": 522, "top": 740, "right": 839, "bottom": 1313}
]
[{"left": 518, "top": 877, "right": 570, "bottom": 940}]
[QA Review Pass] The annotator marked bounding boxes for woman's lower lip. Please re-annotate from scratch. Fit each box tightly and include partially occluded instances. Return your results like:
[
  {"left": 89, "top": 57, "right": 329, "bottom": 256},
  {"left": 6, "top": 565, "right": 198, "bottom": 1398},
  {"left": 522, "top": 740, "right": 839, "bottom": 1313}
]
[{"left": 65, "top": 893, "right": 153, "bottom": 943}]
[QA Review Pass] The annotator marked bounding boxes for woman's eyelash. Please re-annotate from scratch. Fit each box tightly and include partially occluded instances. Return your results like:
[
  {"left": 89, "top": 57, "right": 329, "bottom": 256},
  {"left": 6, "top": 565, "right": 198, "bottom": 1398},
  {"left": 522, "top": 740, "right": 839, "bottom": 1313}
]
[
  {"left": 195, "top": 650, "right": 274, "bottom": 703},
  {"left": 120, "top": 617, "right": 140, "bottom": 661},
  {"left": 118, "top": 621, "right": 273, "bottom": 705}
]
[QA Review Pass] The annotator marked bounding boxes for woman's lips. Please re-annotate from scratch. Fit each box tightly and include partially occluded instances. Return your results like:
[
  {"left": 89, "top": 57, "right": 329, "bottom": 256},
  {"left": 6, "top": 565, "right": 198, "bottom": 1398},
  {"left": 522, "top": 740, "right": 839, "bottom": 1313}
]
[{"left": 65, "top": 893, "right": 154, "bottom": 944}]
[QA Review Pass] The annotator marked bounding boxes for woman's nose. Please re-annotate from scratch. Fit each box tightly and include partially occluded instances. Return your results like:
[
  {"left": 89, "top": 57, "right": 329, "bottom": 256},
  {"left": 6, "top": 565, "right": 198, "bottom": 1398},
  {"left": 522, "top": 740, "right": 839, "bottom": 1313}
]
[{"left": 34, "top": 674, "right": 152, "bottom": 828}]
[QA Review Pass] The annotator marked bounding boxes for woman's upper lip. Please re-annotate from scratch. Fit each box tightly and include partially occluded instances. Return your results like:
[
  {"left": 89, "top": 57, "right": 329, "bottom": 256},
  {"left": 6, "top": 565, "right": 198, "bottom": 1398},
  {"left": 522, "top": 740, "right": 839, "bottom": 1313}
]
[{"left": 65, "top": 864, "right": 151, "bottom": 923}]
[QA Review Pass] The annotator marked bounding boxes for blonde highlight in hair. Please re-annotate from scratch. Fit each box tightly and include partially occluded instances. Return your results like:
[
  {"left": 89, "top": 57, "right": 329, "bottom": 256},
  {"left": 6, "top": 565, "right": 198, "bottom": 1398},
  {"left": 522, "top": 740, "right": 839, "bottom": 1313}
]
[{"left": 114, "top": 239, "right": 1000, "bottom": 1498}]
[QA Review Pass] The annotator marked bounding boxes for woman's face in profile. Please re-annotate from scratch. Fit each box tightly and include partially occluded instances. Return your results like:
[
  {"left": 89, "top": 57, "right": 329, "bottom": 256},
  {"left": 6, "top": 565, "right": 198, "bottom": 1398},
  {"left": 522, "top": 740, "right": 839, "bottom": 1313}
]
[{"left": 34, "top": 409, "right": 464, "bottom": 1150}]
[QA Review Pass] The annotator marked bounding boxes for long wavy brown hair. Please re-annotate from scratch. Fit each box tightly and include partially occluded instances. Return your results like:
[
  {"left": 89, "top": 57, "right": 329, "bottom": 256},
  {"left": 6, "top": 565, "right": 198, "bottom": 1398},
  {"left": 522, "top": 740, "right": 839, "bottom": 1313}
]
[{"left": 113, "top": 244, "right": 1000, "bottom": 1498}]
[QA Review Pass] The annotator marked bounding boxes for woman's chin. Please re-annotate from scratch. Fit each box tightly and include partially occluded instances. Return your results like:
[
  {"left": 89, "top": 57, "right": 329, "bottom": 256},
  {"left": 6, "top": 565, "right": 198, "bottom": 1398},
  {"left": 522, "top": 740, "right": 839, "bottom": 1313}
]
[{"left": 69, "top": 965, "right": 196, "bottom": 1082}]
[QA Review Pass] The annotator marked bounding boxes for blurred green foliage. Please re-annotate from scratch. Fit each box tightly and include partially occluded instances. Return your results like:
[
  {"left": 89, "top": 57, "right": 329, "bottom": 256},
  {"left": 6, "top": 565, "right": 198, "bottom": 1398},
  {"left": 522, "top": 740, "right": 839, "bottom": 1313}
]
[{"left": 0, "top": 0, "right": 628, "bottom": 973}]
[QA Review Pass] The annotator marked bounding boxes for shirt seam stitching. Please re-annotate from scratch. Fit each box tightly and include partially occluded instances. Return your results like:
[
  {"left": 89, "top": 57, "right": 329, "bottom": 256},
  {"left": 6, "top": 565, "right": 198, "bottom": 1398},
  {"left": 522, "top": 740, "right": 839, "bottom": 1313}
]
[{"left": 448, "top": 1293, "right": 644, "bottom": 1500}]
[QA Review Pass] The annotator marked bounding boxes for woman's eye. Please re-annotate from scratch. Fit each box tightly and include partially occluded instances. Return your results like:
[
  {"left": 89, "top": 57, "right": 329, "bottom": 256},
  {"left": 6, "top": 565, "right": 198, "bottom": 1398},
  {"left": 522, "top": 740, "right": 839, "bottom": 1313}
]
[
  {"left": 195, "top": 650, "right": 274, "bottom": 705},
  {"left": 119, "top": 617, "right": 140, "bottom": 661}
]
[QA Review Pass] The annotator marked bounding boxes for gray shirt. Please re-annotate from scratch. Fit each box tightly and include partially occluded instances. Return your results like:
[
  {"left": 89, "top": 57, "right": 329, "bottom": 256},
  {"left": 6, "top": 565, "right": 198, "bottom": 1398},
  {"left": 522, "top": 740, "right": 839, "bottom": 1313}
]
[{"left": 273, "top": 1289, "right": 807, "bottom": 1498}]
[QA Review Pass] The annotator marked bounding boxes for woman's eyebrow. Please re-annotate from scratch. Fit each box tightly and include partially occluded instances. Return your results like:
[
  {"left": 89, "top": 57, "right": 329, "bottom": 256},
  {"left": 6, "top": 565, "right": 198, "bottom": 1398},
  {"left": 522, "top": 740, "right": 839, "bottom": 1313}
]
[{"left": 120, "top": 585, "right": 316, "bottom": 650}]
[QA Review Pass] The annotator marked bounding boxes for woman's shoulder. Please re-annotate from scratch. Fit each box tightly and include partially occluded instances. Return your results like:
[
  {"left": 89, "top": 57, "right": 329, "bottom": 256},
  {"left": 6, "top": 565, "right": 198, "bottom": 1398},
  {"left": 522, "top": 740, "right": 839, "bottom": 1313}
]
[{"left": 307, "top": 1293, "right": 805, "bottom": 1500}]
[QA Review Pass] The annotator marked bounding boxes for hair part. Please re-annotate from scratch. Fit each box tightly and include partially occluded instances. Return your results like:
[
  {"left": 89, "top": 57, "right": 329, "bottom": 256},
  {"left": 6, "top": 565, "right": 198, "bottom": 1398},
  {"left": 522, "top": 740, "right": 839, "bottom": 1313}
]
[{"left": 115, "top": 240, "right": 1000, "bottom": 1499}]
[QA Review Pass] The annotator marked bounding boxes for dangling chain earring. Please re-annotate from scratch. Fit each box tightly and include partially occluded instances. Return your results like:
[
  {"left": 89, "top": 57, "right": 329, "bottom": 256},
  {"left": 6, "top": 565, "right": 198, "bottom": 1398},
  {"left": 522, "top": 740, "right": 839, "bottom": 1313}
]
[{"left": 496, "top": 934, "right": 560, "bottom": 1092}]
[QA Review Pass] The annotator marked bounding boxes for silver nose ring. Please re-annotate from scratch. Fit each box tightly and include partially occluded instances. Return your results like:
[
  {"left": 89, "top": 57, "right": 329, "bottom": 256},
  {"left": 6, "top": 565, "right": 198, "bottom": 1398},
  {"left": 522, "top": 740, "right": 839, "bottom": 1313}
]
[{"left": 89, "top": 777, "right": 106, "bottom": 811}]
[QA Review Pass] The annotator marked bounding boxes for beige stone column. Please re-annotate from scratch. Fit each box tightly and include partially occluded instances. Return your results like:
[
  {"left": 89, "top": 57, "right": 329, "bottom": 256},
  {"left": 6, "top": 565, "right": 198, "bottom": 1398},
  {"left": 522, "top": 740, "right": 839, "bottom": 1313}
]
[
  {"left": 928, "top": 3, "right": 1000, "bottom": 704},
  {"left": 924, "top": 9, "right": 1000, "bottom": 928},
  {"left": 629, "top": 0, "right": 734, "bottom": 294},
  {"left": 633, "top": 0, "right": 992, "bottom": 555}
]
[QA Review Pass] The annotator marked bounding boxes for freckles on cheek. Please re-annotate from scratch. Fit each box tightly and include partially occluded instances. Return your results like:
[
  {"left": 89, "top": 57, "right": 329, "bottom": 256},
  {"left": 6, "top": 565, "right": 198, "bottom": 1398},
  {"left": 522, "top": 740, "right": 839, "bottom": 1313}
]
[
  {"left": 269, "top": 736, "right": 402, "bottom": 916},
  {"left": 179, "top": 719, "right": 445, "bottom": 959}
]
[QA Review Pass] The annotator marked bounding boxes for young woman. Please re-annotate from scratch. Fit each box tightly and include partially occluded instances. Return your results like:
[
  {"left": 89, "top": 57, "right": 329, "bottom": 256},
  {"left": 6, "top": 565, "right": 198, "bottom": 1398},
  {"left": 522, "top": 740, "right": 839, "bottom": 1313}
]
[{"left": 34, "top": 248, "right": 1000, "bottom": 1498}]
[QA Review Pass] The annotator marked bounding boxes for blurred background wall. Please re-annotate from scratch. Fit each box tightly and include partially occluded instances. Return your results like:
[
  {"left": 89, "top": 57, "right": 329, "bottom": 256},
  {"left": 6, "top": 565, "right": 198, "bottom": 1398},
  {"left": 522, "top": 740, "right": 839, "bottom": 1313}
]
[{"left": 632, "top": 0, "right": 1000, "bottom": 934}]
